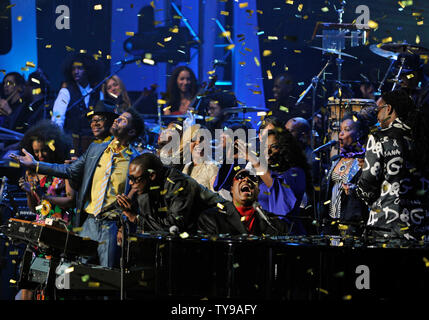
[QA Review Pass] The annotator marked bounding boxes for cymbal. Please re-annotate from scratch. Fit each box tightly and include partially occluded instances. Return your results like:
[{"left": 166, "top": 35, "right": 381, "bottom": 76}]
[
  {"left": 223, "top": 106, "right": 269, "bottom": 114},
  {"left": 379, "top": 42, "right": 429, "bottom": 55},
  {"left": 309, "top": 46, "right": 358, "bottom": 59},
  {"left": 369, "top": 44, "right": 398, "bottom": 60}
]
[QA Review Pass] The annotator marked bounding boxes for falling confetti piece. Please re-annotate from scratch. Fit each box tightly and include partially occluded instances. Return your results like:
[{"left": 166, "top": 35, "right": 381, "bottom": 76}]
[
  {"left": 81, "top": 274, "right": 90, "bottom": 282},
  {"left": 239, "top": 2, "right": 249, "bottom": 9},
  {"left": 47, "top": 140, "right": 56, "bottom": 151},
  {"left": 254, "top": 57, "right": 260, "bottom": 67},
  {"left": 126, "top": 31, "right": 135, "bottom": 36},
  {"left": 217, "top": 203, "right": 225, "bottom": 210},
  {"left": 180, "top": 232, "right": 189, "bottom": 239},
  {"left": 9, "top": 161, "right": 20, "bottom": 168}
]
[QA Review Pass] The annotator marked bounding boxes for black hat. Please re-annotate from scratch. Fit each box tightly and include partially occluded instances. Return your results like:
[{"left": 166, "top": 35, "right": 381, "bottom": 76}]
[{"left": 87, "top": 100, "right": 119, "bottom": 119}]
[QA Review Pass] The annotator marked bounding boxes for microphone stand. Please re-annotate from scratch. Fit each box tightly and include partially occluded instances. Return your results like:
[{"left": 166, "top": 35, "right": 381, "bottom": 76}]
[
  {"left": 118, "top": 213, "right": 128, "bottom": 300},
  {"left": 391, "top": 57, "right": 406, "bottom": 91},
  {"left": 295, "top": 57, "right": 332, "bottom": 234},
  {"left": 66, "top": 59, "right": 130, "bottom": 114}
]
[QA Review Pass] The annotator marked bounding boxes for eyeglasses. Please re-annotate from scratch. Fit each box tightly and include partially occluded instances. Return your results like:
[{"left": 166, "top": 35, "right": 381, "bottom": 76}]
[
  {"left": 90, "top": 116, "right": 106, "bottom": 124},
  {"left": 128, "top": 174, "right": 145, "bottom": 183},
  {"left": 233, "top": 171, "right": 258, "bottom": 185},
  {"left": 376, "top": 104, "right": 389, "bottom": 113}
]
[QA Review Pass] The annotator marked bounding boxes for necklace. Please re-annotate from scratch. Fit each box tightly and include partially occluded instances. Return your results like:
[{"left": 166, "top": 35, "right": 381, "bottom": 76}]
[{"left": 338, "top": 159, "right": 353, "bottom": 173}]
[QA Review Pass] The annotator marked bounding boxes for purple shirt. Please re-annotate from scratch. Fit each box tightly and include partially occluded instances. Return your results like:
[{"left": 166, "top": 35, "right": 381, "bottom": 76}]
[{"left": 258, "top": 167, "right": 306, "bottom": 217}]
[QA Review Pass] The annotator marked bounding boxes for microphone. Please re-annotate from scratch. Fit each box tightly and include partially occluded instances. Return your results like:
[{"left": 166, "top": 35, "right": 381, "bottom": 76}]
[
  {"left": 114, "top": 56, "right": 143, "bottom": 66},
  {"left": 169, "top": 225, "right": 179, "bottom": 235},
  {"left": 312, "top": 140, "right": 338, "bottom": 153},
  {"left": 252, "top": 202, "right": 279, "bottom": 232}
]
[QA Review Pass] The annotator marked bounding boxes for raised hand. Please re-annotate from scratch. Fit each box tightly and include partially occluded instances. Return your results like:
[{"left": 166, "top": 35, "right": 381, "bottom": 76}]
[{"left": 9, "top": 148, "right": 37, "bottom": 168}]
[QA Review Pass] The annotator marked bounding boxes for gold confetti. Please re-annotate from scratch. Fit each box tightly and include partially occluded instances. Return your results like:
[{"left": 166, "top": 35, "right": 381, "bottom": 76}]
[
  {"left": 323, "top": 200, "right": 331, "bottom": 205},
  {"left": 73, "top": 227, "right": 83, "bottom": 232},
  {"left": 417, "top": 20, "right": 424, "bottom": 26},
  {"left": 9, "top": 250, "right": 19, "bottom": 255},
  {"left": 263, "top": 50, "right": 272, "bottom": 56},
  {"left": 150, "top": 186, "right": 160, "bottom": 190},
  {"left": 217, "top": 203, "right": 225, "bottom": 210},
  {"left": 26, "top": 61, "right": 36, "bottom": 68},
  {"left": 382, "top": 37, "right": 393, "bottom": 43},
  {"left": 88, "top": 282, "right": 100, "bottom": 288},
  {"left": 285, "top": 0, "right": 294, "bottom": 4},
  {"left": 126, "top": 31, "right": 135, "bottom": 36},
  {"left": 32, "top": 88, "right": 42, "bottom": 95},
  {"left": 167, "top": 177, "right": 175, "bottom": 184},
  {"left": 9, "top": 161, "right": 20, "bottom": 168},
  {"left": 254, "top": 56, "right": 260, "bottom": 67},
  {"left": 94, "top": 4, "right": 102, "bottom": 10},
  {"left": 143, "top": 58, "right": 155, "bottom": 65},
  {"left": 321, "top": 7, "right": 329, "bottom": 12},
  {"left": 47, "top": 140, "right": 55, "bottom": 151},
  {"left": 239, "top": 2, "right": 249, "bottom": 9},
  {"left": 158, "top": 207, "right": 168, "bottom": 212},
  {"left": 279, "top": 106, "right": 289, "bottom": 112},
  {"left": 266, "top": 70, "right": 273, "bottom": 79},
  {"left": 343, "top": 295, "right": 352, "bottom": 300},
  {"left": 226, "top": 44, "right": 235, "bottom": 51},
  {"left": 317, "top": 288, "right": 329, "bottom": 295},
  {"left": 179, "top": 232, "right": 189, "bottom": 239},
  {"left": 220, "top": 11, "right": 229, "bottom": 16},
  {"left": 17, "top": 16, "right": 22, "bottom": 22},
  {"left": 298, "top": 4, "right": 303, "bottom": 12}
]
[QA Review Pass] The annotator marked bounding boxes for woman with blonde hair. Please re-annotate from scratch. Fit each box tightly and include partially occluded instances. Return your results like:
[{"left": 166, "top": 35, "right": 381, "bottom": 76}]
[
  {"left": 180, "top": 124, "right": 219, "bottom": 192},
  {"left": 101, "top": 75, "right": 131, "bottom": 114}
]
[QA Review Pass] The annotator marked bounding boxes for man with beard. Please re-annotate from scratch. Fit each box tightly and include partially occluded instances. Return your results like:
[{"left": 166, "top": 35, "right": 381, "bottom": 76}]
[
  {"left": 10, "top": 108, "right": 144, "bottom": 268},
  {"left": 197, "top": 169, "right": 288, "bottom": 235},
  {"left": 115, "top": 152, "right": 227, "bottom": 235},
  {"left": 87, "top": 100, "right": 119, "bottom": 143}
]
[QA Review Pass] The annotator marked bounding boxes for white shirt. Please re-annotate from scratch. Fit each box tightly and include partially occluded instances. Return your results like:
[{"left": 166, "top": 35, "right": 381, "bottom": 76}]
[{"left": 51, "top": 84, "right": 103, "bottom": 128}]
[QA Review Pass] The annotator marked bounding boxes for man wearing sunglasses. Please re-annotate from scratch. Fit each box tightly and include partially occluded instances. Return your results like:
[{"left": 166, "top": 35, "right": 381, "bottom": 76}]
[
  {"left": 355, "top": 89, "right": 429, "bottom": 240},
  {"left": 197, "top": 168, "right": 288, "bottom": 235},
  {"left": 10, "top": 108, "right": 144, "bottom": 268},
  {"left": 115, "top": 152, "right": 227, "bottom": 235}
]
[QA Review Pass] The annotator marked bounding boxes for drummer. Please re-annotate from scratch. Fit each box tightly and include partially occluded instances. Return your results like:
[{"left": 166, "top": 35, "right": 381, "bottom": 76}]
[{"left": 204, "top": 90, "right": 237, "bottom": 135}]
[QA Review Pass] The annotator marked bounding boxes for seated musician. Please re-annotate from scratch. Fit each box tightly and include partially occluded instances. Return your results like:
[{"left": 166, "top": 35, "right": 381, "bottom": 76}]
[
  {"left": 181, "top": 124, "right": 219, "bottom": 192},
  {"left": 204, "top": 90, "right": 237, "bottom": 136},
  {"left": 197, "top": 169, "right": 289, "bottom": 236},
  {"left": 115, "top": 152, "right": 227, "bottom": 236},
  {"left": 214, "top": 126, "right": 312, "bottom": 235},
  {"left": 0, "top": 72, "right": 28, "bottom": 134},
  {"left": 163, "top": 66, "right": 198, "bottom": 115}
]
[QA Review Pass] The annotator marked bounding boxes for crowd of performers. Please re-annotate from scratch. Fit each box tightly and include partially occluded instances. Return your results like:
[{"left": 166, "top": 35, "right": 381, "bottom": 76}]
[{"left": 2, "top": 52, "right": 429, "bottom": 299}]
